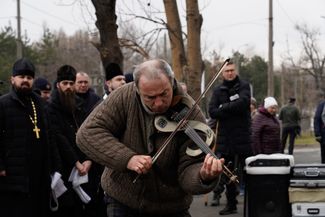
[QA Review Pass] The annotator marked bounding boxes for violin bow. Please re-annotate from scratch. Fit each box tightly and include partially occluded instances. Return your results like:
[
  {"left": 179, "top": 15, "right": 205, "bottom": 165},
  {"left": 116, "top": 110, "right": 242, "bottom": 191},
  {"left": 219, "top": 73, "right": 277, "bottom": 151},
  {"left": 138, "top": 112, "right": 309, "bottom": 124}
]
[{"left": 133, "top": 58, "right": 230, "bottom": 183}]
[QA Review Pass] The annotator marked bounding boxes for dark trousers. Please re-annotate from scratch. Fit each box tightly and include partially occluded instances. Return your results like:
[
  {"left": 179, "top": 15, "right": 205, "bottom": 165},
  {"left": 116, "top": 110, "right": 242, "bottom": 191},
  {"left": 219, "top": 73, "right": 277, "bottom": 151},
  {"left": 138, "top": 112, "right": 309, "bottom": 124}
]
[
  {"left": 104, "top": 194, "right": 191, "bottom": 217},
  {"left": 281, "top": 126, "right": 297, "bottom": 155},
  {"left": 213, "top": 153, "right": 249, "bottom": 206}
]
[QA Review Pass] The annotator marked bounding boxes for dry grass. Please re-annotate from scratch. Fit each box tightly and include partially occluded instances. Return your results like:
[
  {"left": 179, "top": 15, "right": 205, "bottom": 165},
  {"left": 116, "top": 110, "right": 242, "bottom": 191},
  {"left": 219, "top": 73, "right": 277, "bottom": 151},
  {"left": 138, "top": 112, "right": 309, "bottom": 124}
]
[{"left": 295, "top": 132, "right": 317, "bottom": 146}]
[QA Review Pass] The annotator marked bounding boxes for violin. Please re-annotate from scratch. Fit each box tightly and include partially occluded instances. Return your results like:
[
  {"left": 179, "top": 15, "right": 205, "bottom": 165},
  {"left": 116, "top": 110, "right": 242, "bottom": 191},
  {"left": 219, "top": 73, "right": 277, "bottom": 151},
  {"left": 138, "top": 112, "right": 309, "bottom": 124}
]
[
  {"left": 155, "top": 103, "right": 239, "bottom": 184},
  {"left": 155, "top": 115, "right": 214, "bottom": 157},
  {"left": 155, "top": 97, "right": 215, "bottom": 156}
]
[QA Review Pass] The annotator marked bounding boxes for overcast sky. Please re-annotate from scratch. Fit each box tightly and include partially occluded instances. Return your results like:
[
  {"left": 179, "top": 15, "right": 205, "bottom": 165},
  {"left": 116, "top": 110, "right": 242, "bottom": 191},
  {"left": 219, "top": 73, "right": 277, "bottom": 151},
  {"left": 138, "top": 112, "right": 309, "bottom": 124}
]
[{"left": 1, "top": 0, "right": 325, "bottom": 68}]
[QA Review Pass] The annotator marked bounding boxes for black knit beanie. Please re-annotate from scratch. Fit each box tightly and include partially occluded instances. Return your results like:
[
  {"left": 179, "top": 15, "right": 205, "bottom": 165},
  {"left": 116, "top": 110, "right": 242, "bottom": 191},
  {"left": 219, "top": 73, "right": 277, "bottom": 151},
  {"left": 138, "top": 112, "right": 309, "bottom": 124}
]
[
  {"left": 105, "top": 63, "right": 123, "bottom": 81},
  {"left": 12, "top": 58, "right": 35, "bottom": 78},
  {"left": 57, "top": 65, "right": 76, "bottom": 82}
]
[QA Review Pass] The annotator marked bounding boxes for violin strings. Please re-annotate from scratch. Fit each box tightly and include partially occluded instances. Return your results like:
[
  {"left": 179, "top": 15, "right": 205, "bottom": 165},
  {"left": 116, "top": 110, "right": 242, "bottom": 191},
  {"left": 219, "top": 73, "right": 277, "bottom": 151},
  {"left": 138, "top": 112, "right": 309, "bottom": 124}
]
[
  {"left": 184, "top": 126, "right": 215, "bottom": 156},
  {"left": 185, "top": 124, "right": 238, "bottom": 183},
  {"left": 170, "top": 108, "right": 238, "bottom": 183}
]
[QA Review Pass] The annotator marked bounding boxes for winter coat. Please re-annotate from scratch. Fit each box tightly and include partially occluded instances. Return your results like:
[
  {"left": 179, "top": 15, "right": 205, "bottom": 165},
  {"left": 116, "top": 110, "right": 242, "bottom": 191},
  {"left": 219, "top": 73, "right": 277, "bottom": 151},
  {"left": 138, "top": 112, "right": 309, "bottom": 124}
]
[
  {"left": 279, "top": 103, "right": 301, "bottom": 128},
  {"left": 76, "top": 88, "right": 102, "bottom": 115},
  {"left": 208, "top": 76, "right": 252, "bottom": 155},
  {"left": 251, "top": 107, "right": 281, "bottom": 154},
  {"left": 314, "top": 100, "right": 325, "bottom": 140},
  {"left": 76, "top": 82, "right": 219, "bottom": 215},
  {"left": 0, "top": 89, "right": 52, "bottom": 215},
  {"left": 48, "top": 88, "right": 104, "bottom": 210},
  {"left": 47, "top": 89, "right": 89, "bottom": 179}
]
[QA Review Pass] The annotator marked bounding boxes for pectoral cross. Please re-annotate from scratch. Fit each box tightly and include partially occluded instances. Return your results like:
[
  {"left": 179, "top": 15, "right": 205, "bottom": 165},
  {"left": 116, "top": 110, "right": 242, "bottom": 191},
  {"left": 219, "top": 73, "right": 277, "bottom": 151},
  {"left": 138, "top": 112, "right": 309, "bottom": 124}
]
[
  {"left": 33, "top": 125, "right": 40, "bottom": 139},
  {"left": 29, "top": 99, "right": 40, "bottom": 139}
]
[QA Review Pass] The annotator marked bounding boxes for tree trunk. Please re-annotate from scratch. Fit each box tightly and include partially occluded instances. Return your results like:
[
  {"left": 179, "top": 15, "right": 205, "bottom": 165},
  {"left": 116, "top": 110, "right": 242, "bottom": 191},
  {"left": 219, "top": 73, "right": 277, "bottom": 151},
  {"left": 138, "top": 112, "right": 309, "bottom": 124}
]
[
  {"left": 186, "top": 0, "right": 203, "bottom": 99},
  {"left": 91, "top": 0, "right": 123, "bottom": 68},
  {"left": 163, "top": 0, "right": 187, "bottom": 81}
]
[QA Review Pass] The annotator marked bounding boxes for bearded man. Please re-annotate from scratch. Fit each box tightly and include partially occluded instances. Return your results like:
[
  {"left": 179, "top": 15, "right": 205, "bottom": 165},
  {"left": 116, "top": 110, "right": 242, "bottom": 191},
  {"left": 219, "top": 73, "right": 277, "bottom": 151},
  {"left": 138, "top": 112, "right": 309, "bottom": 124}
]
[
  {"left": 0, "top": 58, "right": 52, "bottom": 217},
  {"left": 48, "top": 65, "right": 102, "bottom": 217}
]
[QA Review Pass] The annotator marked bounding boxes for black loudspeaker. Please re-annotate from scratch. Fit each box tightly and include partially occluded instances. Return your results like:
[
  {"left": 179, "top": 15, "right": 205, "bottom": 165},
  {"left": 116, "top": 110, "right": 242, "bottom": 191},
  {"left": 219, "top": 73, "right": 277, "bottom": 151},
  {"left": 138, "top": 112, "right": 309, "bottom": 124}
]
[{"left": 244, "top": 174, "right": 291, "bottom": 217}]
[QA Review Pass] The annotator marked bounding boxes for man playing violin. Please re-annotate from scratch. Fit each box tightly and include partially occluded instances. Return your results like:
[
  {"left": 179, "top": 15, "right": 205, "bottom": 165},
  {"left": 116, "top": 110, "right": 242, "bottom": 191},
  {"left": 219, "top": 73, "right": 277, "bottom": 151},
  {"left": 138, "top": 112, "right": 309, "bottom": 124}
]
[{"left": 76, "top": 59, "right": 224, "bottom": 217}]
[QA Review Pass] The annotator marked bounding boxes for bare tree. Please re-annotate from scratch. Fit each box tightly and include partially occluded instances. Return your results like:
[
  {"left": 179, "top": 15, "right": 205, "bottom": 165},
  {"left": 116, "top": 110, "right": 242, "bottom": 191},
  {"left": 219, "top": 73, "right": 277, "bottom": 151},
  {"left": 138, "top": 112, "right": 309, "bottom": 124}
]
[
  {"left": 91, "top": 0, "right": 123, "bottom": 67},
  {"left": 119, "top": 38, "right": 150, "bottom": 60},
  {"left": 280, "top": 23, "right": 325, "bottom": 122},
  {"left": 295, "top": 23, "right": 325, "bottom": 95},
  {"left": 186, "top": 0, "right": 203, "bottom": 99},
  {"left": 89, "top": 0, "right": 205, "bottom": 98},
  {"left": 162, "top": 0, "right": 204, "bottom": 98},
  {"left": 163, "top": 0, "right": 187, "bottom": 81},
  {"left": 33, "top": 28, "right": 102, "bottom": 93}
]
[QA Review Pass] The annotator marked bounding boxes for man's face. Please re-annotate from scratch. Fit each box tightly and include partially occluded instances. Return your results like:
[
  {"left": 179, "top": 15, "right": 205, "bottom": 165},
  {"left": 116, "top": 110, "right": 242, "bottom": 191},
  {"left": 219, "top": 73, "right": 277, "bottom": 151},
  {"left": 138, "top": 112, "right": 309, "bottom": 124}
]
[
  {"left": 106, "top": 75, "right": 126, "bottom": 92},
  {"left": 222, "top": 64, "right": 237, "bottom": 81},
  {"left": 75, "top": 73, "right": 90, "bottom": 94},
  {"left": 138, "top": 73, "right": 173, "bottom": 114},
  {"left": 11, "top": 75, "right": 34, "bottom": 94},
  {"left": 57, "top": 80, "right": 75, "bottom": 93},
  {"left": 40, "top": 90, "right": 51, "bottom": 101}
]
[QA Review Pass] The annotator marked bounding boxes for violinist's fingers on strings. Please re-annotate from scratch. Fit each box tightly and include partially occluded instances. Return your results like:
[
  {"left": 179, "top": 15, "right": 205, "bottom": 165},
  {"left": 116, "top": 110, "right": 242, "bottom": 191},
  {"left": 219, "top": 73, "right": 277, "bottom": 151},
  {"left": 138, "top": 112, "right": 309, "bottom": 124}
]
[
  {"left": 209, "top": 157, "right": 223, "bottom": 175},
  {"left": 201, "top": 154, "right": 222, "bottom": 178},
  {"left": 204, "top": 153, "right": 213, "bottom": 167}
]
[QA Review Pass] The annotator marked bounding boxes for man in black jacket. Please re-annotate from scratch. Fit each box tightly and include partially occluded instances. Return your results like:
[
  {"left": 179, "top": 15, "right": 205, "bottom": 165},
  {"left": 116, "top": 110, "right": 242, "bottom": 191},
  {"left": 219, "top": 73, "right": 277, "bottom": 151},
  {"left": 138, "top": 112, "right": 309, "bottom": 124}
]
[
  {"left": 208, "top": 61, "right": 252, "bottom": 215},
  {"left": 0, "top": 58, "right": 52, "bottom": 217},
  {"left": 48, "top": 65, "right": 105, "bottom": 217},
  {"left": 75, "top": 71, "right": 101, "bottom": 114}
]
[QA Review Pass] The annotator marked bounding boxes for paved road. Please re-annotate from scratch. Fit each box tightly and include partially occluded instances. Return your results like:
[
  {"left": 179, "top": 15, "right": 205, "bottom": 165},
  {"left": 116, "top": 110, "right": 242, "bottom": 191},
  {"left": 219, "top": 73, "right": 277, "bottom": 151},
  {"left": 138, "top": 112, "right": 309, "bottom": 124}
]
[{"left": 189, "top": 145, "right": 321, "bottom": 217}]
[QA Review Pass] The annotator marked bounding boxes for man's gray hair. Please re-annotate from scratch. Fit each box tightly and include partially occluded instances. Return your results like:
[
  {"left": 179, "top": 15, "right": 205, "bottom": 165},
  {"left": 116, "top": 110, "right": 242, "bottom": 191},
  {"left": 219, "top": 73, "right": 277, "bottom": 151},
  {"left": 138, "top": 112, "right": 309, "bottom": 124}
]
[{"left": 133, "top": 59, "right": 175, "bottom": 88}]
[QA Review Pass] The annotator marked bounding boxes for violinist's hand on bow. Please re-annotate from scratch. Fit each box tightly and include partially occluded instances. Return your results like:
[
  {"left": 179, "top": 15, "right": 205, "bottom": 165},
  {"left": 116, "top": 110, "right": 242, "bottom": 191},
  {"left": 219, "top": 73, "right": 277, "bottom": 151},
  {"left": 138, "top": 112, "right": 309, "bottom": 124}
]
[
  {"left": 127, "top": 155, "right": 152, "bottom": 174},
  {"left": 200, "top": 154, "right": 224, "bottom": 182}
]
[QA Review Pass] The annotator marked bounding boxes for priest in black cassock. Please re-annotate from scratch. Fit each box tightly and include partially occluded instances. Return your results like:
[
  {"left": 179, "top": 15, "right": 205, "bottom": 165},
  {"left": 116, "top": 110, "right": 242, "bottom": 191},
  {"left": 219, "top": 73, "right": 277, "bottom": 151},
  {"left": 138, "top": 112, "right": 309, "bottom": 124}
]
[{"left": 0, "top": 58, "right": 54, "bottom": 217}]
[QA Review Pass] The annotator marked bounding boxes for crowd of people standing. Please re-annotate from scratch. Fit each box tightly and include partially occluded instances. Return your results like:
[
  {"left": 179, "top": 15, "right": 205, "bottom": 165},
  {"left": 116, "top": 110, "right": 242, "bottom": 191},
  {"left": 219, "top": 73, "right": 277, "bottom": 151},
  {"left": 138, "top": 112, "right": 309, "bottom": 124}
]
[
  {"left": 0, "top": 58, "right": 130, "bottom": 217},
  {"left": 0, "top": 57, "right": 225, "bottom": 217},
  {"left": 206, "top": 61, "right": 304, "bottom": 215},
  {"left": 2, "top": 56, "right": 325, "bottom": 217}
]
